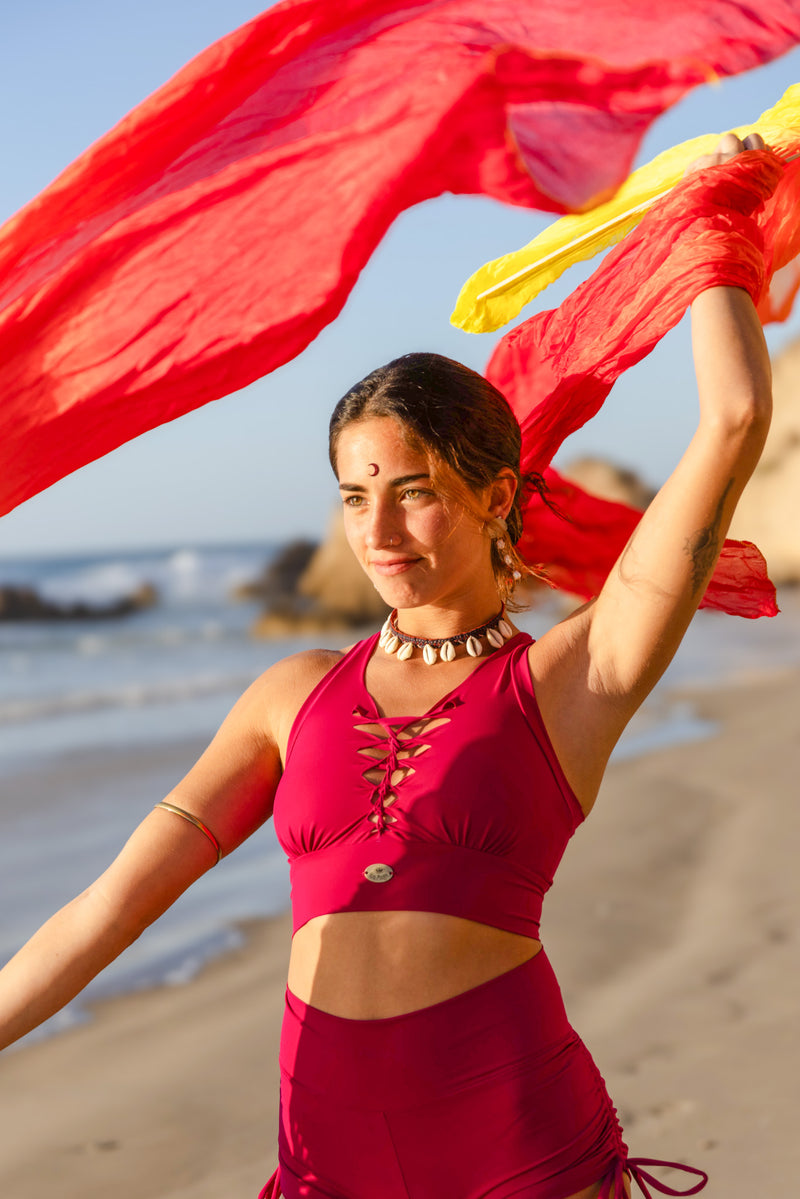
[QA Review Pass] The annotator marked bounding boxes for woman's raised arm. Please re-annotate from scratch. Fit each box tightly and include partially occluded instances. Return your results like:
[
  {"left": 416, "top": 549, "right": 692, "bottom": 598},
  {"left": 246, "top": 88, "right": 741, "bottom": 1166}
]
[
  {"left": 531, "top": 137, "right": 773, "bottom": 808},
  {"left": 588, "top": 283, "right": 770, "bottom": 688}
]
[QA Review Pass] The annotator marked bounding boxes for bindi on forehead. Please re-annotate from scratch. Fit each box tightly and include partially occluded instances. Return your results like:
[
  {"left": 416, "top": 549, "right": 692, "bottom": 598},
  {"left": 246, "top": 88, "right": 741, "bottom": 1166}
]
[
  {"left": 368, "top": 463, "right": 379, "bottom": 475},
  {"left": 338, "top": 471, "right": 431, "bottom": 493}
]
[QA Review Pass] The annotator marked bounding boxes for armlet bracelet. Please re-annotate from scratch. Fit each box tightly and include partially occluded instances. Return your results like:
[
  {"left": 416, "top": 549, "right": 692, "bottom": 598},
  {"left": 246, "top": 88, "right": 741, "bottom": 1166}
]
[{"left": 154, "top": 800, "right": 223, "bottom": 865}]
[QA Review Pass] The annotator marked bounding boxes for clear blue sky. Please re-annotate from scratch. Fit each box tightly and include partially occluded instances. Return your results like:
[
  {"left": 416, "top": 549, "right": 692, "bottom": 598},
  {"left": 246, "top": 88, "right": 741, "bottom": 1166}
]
[{"left": 1, "top": 1, "right": 799, "bottom": 557}]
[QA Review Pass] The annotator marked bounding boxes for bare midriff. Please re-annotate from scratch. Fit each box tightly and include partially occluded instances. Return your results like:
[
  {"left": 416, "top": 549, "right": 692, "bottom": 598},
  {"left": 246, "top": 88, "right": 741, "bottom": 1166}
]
[
  {"left": 287, "top": 910, "right": 541, "bottom": 1019},
  {"left": 287, "top": 913, "right": 624, "bottom": 1198}
]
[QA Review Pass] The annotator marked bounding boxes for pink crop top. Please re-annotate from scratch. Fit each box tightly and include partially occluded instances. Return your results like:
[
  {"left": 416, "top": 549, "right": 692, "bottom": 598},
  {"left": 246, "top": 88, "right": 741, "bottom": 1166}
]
[{"left": 272, "top": 631, "right": 585, "bottom": 938}]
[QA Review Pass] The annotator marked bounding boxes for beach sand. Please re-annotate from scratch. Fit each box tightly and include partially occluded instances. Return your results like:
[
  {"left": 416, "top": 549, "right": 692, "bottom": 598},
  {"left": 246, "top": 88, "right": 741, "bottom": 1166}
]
[{"left": 0, "top": 665, "right": 798, "bottom": 1197}]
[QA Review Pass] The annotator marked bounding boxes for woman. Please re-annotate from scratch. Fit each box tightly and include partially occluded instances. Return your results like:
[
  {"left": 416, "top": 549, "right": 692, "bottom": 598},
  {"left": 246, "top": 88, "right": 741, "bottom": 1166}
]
[{"left": 0, "top": 134, "right": 772, "bottom": 1198}]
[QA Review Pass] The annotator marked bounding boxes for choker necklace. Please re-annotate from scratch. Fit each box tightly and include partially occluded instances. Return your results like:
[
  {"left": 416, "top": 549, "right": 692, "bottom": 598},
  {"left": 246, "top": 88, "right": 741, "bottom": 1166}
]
[{"left": 379, "top": 607, "right": 514, "bottom": 665}]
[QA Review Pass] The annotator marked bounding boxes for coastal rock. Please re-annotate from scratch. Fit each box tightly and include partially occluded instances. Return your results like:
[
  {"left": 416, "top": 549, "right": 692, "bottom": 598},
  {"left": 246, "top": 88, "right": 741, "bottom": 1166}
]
[
  {"left": 232, "top": 540, "right": 318, "bottom": 604},
  {"left": 299, "top": 510, "right": 389, "bottom": 624},
  {"left": 251, "top": 512, "right": 389, "bottom": 638},
  {"left": 728, "top": 335, "right": 800, "bottom": 584},
  {"left": 0, "top": 582, "right": 158, "bottom": 621},
  {"left": 251, "top": 606, "right": 355, "bottom": 638},
  {"left": 559, "top": 456, "right": 655, "bottom": 509}
]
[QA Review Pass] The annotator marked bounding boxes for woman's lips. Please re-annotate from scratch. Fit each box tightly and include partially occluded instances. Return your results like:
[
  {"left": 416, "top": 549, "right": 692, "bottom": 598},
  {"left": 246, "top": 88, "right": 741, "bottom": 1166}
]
[{"left": 370, "top": 557, "right": 421, "bottom": 576}]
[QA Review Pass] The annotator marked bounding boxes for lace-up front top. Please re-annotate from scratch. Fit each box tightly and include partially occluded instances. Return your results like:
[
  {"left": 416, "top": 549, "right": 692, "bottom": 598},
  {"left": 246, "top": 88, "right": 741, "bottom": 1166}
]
[{"left": 273, "top": 632, "right": 584, "bottom": 937}]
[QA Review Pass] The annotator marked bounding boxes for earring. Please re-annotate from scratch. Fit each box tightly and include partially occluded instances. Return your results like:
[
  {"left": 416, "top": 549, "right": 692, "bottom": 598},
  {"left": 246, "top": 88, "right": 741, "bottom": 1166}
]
[
  {"left": 485, "top": 515, "right": 508, "bottom": 544},
  {"left": 487, "top": 515, "right": 521, "bottom": 579}
]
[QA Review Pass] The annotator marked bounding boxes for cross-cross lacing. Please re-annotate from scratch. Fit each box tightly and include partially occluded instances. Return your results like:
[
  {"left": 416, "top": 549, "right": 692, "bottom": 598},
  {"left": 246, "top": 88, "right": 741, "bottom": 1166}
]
[{"left": 353, "top": 716, "right": 450, "bottom": 834}]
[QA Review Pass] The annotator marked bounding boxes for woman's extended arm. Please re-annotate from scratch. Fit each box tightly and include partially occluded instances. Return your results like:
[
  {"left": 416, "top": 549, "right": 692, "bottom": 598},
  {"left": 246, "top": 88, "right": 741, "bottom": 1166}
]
[
  {"left": 588, "top": 283, "right": 771, "bottom": 687},
  {"left": 0, "top": 650, "right": 334, "bottom": 1050},
  {"left": 531, "top": 138, "right": 773, "bottom": 807}
]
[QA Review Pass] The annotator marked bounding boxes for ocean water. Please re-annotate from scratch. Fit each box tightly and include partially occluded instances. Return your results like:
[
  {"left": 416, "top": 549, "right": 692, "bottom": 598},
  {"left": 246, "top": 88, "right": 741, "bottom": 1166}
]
[
  {"left": 1, "top": 543, "right": 799, "bottom": 1042},
  {"left": 0, "top": 543, "right": 343, "bottom": 1043},
  {"left": 0, "top": 544, "right": 283, "bottom": 766}
]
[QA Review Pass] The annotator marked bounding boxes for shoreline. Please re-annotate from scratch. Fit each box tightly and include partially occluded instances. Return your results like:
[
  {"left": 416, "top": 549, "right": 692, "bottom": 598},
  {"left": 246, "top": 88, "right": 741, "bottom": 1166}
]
[
  {"left": 0, "top": 913, "right": 291, "bottom": 1199},
  {"left": 1, "top": 665, "right": 799, "bottom": 1195}
]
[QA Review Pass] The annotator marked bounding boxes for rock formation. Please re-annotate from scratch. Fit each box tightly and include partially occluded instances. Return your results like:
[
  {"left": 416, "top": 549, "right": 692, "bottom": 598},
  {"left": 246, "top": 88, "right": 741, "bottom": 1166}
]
[
  {"left": 728, "top": 335, "right": 800, "bottom": 584},
  {"left": 298, "top": 511, "right": 389, "bottom": 624},
  {"left": 232, "top": 540, "right": 318, "bottom": 605},
  {"left": 251, "top": 511, "right": 389, "bottom": 638},
  {"left": 0, "top": 582, "right": 158, "bottom": 621},
  {"left": 559, "top": 455, "right": 655, "bottom": 509}
]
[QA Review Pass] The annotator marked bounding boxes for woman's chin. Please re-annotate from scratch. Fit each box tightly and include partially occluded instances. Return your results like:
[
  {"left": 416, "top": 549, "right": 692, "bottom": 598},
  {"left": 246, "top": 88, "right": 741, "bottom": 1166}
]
[{"left": 370, "top": 576, "right": 427, "bottom": 612}]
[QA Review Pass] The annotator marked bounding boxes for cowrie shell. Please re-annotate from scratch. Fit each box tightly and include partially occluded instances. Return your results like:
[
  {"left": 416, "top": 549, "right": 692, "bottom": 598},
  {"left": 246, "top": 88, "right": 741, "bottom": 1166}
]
[
  {"left": 440, "top": 641, "right": 456, "bottom": 662},
  {"left": 397, "top": 641, "right": 414, "bottom": 660},
  {"left": 498, "top": 619, "right": 514, "bottom": 639},
  {"left": 384, "top": 634, "right": 400, "bottom": 654},
  {"left": 466, "top": 636, "right": 483, "bottom": 657},
  {"left": 486, "top": 627, "right": 504, "bottom": 648},
  {"left": 422, "top": 644, "right": 438, "bottom": 665}
]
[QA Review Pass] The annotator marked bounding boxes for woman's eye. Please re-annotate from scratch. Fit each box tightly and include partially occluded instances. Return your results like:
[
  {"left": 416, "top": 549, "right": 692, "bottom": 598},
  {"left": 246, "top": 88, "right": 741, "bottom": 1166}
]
[
  {"left": 403, "top": 488, "right": 427, "bottom": 501},
  {"left": 343, "top": 494, "right": 364, "bottom": 508}
]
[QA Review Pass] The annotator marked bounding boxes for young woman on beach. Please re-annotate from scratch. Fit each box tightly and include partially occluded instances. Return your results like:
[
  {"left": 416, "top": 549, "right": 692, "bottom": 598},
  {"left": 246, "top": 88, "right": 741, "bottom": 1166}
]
[{"left": 0, "top": 134, "right": 773, "bottom": 1198}]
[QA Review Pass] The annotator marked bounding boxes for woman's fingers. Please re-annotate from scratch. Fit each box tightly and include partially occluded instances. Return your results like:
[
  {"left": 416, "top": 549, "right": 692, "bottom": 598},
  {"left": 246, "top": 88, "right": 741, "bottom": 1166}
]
[
  {"left": 684, "top": 130, "right": 765, "bottom": 176},
  {"left": 715, "top": 131, "right": 746, "bottom": 158}
]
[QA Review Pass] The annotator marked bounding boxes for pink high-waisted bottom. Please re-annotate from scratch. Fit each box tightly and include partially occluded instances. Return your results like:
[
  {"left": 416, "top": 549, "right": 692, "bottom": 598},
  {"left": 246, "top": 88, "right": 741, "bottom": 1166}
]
[
  {"left": 262, "top": 951, "right": 707, "bottom": 1199},
  {"left": 276, "top": 950, "right": 620, "bottom": 1198}
]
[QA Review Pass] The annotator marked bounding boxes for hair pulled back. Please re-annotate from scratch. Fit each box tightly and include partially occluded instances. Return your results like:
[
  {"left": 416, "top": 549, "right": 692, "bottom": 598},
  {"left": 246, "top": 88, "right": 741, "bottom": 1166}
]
[{"left": 329, "top": 352, "right": 547, "bottom": 605}]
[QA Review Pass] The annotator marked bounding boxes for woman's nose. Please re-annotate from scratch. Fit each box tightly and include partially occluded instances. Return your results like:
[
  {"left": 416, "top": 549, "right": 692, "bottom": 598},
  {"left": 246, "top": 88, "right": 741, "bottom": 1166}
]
[{"left": 365, "top": 503, "right": 400, "bottom": 549}]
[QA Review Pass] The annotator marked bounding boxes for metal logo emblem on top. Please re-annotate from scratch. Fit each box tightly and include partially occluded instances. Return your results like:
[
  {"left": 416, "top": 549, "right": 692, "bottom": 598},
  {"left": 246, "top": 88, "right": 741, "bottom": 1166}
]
[{"left": 364, "top": 863, "right": 394, "bottom": 883}]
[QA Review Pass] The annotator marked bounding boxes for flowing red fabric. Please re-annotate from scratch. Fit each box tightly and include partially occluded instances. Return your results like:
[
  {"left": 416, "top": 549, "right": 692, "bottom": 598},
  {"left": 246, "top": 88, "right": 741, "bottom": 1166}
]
[
  {"left": 487, "top": 151, "right": 800, "bottom": 617},
  {"left": 524, "top": 469, "right": 779, "bottom": 619},
  {"left": 2, "top": 1, "right": 800, "bottom": 519}
]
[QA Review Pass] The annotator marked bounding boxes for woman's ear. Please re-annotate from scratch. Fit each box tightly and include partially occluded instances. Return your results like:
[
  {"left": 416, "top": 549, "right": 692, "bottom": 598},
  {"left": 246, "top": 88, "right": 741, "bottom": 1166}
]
[{"left": 488, "top": 468, "right": 517, "bottom": 520}]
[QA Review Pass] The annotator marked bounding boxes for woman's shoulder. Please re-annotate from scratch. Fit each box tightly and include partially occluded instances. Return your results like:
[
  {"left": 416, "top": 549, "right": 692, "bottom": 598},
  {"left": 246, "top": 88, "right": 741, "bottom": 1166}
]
[
  {"left": 258, "top": 645, "right": 346, "bottom": 705},
  {"left": 250, "top": 645, "right": 353, "bottom": 760}
]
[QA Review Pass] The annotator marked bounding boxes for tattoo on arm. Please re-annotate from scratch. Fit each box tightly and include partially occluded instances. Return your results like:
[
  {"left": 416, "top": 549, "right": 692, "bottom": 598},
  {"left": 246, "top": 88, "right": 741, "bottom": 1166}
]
[{"left": 684, "top": 480, "right": 734, "bottom": 595}]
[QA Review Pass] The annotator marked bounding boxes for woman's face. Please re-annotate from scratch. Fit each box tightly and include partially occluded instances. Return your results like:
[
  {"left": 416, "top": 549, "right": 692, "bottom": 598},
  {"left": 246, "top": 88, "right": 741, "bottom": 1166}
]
[{"left": 334, "top": 416, "right": 495, "bottom": 613}]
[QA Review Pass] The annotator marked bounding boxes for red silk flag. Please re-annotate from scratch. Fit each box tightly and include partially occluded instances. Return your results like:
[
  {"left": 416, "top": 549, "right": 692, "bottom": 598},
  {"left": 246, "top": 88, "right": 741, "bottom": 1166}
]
[
  {"left": 487, "top": 151, "right": 800, "bottom": 617},
  {"left": 2, "top": 1, "right": 800, "bottom": 519}
]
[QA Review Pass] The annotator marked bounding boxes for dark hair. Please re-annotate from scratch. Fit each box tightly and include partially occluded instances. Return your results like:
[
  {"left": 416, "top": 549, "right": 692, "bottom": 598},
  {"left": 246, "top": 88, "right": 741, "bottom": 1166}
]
[{"left": 329, "top": 352, "right": 547, "bottom": 604}]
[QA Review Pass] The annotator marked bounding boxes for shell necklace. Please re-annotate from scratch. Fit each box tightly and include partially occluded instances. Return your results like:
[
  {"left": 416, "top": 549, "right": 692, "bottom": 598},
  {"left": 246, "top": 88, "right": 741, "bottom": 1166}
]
[{"left": 379, "top": 606, "right": 514, "bottom": 665}]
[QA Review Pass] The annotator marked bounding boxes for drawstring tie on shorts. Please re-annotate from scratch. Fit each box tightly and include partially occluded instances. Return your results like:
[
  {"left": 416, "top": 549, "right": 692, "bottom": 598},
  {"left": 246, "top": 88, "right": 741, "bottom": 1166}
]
[{"left": 600, "top": 1156, "right": 708, "bottom": 1197}]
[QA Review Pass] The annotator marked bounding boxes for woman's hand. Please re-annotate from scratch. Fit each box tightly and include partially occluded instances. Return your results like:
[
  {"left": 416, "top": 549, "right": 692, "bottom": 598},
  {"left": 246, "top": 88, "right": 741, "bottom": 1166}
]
[{"left": 684, "top": 130, "right": 766, "bottom": 176}]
